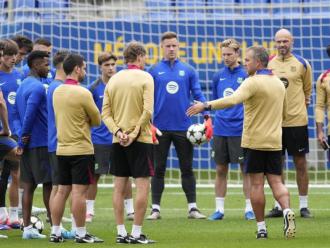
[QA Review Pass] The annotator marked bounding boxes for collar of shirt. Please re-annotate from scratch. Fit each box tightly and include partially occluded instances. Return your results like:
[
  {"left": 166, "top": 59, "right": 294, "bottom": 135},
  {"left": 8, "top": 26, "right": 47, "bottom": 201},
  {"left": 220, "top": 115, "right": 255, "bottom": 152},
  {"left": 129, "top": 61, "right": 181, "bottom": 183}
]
[
  {"left": 161, "top": 58, "right": 179, "bottom": 66},
  {"left": 224, "top": 64, "right": 243, "bottom": 74},
  {"left": 127, "top": 64, "right": 141, "bottom": 70},
  {"left": 64, "top": 78, "right": 79, "bottom": 85},
  {"left": 255, "top": 69, "right": 273, "bottom": 75}
]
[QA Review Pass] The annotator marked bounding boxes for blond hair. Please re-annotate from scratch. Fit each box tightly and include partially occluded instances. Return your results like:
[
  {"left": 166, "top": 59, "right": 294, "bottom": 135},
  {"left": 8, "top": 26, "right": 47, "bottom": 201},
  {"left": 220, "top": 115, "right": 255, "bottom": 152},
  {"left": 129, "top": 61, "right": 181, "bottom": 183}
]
[{"left": 220, "top": 39, "right": 240, "bottom": 52}]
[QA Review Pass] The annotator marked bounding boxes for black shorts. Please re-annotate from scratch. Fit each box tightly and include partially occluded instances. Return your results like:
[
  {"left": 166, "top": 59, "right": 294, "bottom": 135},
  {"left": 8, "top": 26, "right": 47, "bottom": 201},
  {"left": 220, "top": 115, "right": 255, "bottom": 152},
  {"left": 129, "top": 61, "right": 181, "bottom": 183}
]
[
  {"left": 49, "top": 152, "right": 60, "bottom": 185},
  {"left": 111, "top": 142, "right": 154, "bottom": 178},
  {"left": 282, "top": 126, "right": 309, "bottom": 156},
  {"left": 20, "top": 147, "right": 52, "bottom": 184},
  {"left": 57, "top": 155, "right": 95, "bottom": 185},
  {"left": 94, "top": 144, "right": 111, "bottom": 175},
  {"left": 243, "top": 148, "right": 282, "bottom": 175},
  {"left": 3, "top": 135, "right": 19, "bottom": 171},
  {"left": 0, "top": 136, "right": 17, "bottom": 161},
  {"left": 212, "top": 136, "right": 244, "bottom": 165}
]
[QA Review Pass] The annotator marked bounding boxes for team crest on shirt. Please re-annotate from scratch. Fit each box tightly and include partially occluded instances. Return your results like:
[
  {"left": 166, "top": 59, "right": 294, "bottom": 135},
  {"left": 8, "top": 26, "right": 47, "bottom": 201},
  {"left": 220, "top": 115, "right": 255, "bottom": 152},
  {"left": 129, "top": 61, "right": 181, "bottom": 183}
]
[
  {"left": 166, "top": 81, "right": 179, "bottom": 94},
  {"left": 223, "top": 88, "right": 234, "bottom": 97},
  {"left": 179, "top": 70, "right": 185, "bottom": 76},
  {"left": 237, "top": 77, "right": 243, "bottom": 84},
  {"left": 7, "top": 92, "right": 16, "bottom": 105},
  {"left": 291, "top": 66, "right": 296, "bottom": 72},
  {"left": 16, "top": 79, "right": 21, "bottom": 85}
]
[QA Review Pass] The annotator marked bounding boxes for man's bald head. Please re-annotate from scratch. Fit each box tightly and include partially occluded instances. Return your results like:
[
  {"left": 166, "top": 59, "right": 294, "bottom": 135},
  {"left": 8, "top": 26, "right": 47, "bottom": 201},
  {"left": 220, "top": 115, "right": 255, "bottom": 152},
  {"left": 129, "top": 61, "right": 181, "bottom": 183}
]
[
  {"left": 275, "top": 28, "right": 293, "bottom": 58},
  {"left": 275, "top": 29, "right": 293, "bottom": 41}
]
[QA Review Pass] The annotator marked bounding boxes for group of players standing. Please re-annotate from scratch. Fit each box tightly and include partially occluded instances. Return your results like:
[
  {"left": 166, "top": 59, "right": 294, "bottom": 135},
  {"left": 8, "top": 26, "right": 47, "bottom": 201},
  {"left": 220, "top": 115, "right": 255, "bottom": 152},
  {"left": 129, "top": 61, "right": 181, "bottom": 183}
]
[{"left": 0, "top": 27, "right": 328, "bottom": 243}]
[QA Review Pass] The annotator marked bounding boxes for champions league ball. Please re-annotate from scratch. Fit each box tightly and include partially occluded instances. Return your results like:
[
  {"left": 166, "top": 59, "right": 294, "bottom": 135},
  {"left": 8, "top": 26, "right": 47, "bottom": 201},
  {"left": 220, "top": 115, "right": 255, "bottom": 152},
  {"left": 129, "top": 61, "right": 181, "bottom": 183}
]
[
  {"left": 20, "top": 215, "right": 44, "bottom": 234},
  {"left": 186, "top": 123, "right": 207, "bottom": 146}
]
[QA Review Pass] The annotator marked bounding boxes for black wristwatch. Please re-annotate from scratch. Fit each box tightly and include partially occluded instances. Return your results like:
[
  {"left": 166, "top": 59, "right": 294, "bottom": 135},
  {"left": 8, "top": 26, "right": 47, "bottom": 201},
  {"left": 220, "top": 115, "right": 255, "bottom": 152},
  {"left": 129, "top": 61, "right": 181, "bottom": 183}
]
[{"left": 203, "top": 102, "right": 212, "bottom": 111}]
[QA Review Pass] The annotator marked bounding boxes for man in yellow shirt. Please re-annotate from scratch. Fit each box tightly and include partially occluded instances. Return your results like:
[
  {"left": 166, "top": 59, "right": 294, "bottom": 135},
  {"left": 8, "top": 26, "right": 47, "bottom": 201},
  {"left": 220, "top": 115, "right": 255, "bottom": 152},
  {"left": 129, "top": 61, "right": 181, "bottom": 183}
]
[
  {"left": 267, "top": 29, "right": 313, "bottom": 218},
  {"left": 315, "top": 45, "right": 330, "bottom": 158},
  {"left": 187, "top": 46, "right": 295, "bottom": 239},
  {"left": 102, "top": 41, "right": 155, "bottom": 244},
  {"left": 51, "top": 54, "right": 102, "bottom": 243}
]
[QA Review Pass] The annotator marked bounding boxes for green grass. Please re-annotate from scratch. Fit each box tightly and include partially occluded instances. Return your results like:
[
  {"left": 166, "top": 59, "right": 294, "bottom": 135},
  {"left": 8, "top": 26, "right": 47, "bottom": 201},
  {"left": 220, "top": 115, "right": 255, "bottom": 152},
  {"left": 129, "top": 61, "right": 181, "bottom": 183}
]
[{"left": 2, "top": 187, "right": 330, "bottom": 248}]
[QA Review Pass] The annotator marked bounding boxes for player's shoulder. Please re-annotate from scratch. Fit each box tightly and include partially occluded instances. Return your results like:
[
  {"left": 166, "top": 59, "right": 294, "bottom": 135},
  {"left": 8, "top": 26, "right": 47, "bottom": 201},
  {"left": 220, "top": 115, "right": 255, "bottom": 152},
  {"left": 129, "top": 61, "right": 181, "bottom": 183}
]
[
  {"left": 88, "top": 78, "right": 103, "bottom": 92},
  {"left": 179, "top": 60, "right": 196, "bottom": 72},
  {"left": 148, "top": 61, "right": 162, "bottom": 72},
  {"left": 292, "top": 53, "right": 310, "bottom": 69}
]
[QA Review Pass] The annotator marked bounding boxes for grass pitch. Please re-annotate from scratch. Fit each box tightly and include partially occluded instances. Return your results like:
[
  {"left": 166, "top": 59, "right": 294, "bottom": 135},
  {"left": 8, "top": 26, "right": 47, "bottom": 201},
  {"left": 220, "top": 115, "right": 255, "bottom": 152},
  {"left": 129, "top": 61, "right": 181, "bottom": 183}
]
[{"left": 2, "top": 187, "right": 330, "bottom": 248}]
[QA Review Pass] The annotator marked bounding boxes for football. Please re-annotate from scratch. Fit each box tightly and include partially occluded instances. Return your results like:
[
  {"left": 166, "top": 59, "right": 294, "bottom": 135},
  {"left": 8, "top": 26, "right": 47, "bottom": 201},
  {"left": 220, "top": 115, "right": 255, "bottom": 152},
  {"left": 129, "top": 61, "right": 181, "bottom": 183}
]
[
  {"left": 20, "top": 215, "right": 44, "bottom": 234},
  {"left": 186, "top": 123, "right": 207, "bottom": 146}
]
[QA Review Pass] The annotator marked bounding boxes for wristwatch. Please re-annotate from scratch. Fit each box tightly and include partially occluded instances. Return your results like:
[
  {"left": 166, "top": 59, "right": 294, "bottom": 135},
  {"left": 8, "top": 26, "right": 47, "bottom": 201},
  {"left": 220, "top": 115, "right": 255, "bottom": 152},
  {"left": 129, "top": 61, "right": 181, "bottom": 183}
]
[{"left": 203, "top": 102, "right": 212, "bottom": 111}]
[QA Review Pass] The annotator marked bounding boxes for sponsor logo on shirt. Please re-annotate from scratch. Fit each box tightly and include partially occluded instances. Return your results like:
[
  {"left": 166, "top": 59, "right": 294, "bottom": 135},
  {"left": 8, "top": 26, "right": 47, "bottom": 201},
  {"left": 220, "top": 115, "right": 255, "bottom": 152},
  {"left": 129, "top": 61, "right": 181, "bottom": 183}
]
[
  {"left": 280, "top": 77, "right": 289, "bottom": 88},
  {"left": 179, "top": 70, "right": 185, "bottom": 76},
  {"left": 99, "top": 95, "right": 104, "bottom": 99},
  {"left": 0, "top": 82, "right": 6, "bottom": 86},
  {"left": 237, "top": 77, "right": 243, "bottom": 84},
  {"left": 158, "top": 72, "right": 165, "bottom": 75},
  {"left": 166, "top": 81, "right": 179, "bottom": 94},
  {"left": 223, "top": 87, "right": 234, "bottom": 97},
  {"left": 219, "top": 78, "right": 226, "bottom": 81},
  {"left": 8, "top": 92, "right": 16, "bottom": 105}
]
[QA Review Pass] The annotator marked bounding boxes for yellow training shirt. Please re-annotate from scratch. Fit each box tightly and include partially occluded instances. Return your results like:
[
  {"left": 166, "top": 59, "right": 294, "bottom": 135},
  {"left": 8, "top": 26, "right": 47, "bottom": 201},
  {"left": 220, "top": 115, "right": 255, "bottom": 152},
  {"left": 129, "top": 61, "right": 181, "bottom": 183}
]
[
  {"left": 102, "top": 68, "right": 154, "bottom": 144},
  {"left": 268, "top": 54, "right": 312, "bottom": 127},
  {"left": 208, "top": 70, "right": 287, "bottom": 151}
]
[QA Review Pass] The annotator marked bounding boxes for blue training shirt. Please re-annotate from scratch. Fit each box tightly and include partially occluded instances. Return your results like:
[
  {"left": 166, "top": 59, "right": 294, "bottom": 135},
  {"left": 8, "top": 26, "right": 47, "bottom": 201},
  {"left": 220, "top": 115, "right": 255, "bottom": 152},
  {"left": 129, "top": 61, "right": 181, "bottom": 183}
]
[
  {"left": 0, "top": 69, "right": 22, "bottom": 135},
  {"left": 47, "top": 79, "right": 62, "bottom": 152},
  {"left": 149, "top": 59, "right": 207, "bottom": 131},
  {"left": 15, "top": 76, "right": 48, "bottom": 148},
  {"left": 88, "top": 78, "right": 112, "bottom": 145},
  {"left": 212, "top": 65, "right": 247, "bottom": 137}
]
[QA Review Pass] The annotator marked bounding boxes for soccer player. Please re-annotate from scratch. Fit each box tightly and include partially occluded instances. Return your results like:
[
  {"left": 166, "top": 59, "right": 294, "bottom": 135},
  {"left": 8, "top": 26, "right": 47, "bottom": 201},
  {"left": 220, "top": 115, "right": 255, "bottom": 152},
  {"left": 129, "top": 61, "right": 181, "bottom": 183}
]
[
  {"left": 11, "top": 35, "right": 33, "bottom": 66},
  {"left": 21, "top": 38, "right": 55, "bottom": 84},
  {"left": 0, "top": 39, "right": 22, "bottom": 229},
  {"left": 208, "top": 39, "right": 254, "bottom": 221},
  {"left": 147, "top": 31, "right": 211, "bottom": 220},
  {"left": 15, "top": 51, "right": 52, "bottom": 239},
  {"left": 187, "top": 46, "right": 296, "bottom": 239},
  {"left": 51, "top": 54, "right": 103, "bottom": 243},
  {"left": 15, "top": 37, "right": 51, "bottom": 217},
  {"left": 47, "top": 50, "right": 76, "bottom": 239},
  {"left": 0, "top": 47, "right": 23, "bottom": 237},
  {"left": 267, "top": 28, "right": 313, "bottom": 218},
  {"left": 86, "top": 52, "right": 134, "bottom": 222},
  {"left": 102, "top": 41, "right": 155, "bottom": 244},
  {"left": 315, "top": 45, "right": 330, "bottom": 158}
]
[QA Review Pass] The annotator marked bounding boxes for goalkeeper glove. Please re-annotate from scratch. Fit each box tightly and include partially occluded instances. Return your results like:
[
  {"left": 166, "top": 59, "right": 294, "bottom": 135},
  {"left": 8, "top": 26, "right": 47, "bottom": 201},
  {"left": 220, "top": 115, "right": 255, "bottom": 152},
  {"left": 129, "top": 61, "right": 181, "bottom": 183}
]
[
  {"left": 151, "top": 124, "right": 162, "bottom": 144},
  {"left": 204, "top": 115, "right": 213, "bottom": 141}
]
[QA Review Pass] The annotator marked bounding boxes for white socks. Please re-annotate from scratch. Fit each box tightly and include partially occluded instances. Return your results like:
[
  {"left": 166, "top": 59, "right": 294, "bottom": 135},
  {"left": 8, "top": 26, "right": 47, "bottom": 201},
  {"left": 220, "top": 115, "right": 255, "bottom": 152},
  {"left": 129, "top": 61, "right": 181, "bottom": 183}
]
[
  {"left": 9, "top": 207, "right": 19, "bottom": 222},
  {"left": 215, "top": 197, "right": 225, "bottom": 213},
  {"left": 299, "top": 195, "right": 308, "bottom": 209},
  {"left": 257, "top": 221, "right": 266, "bottom": 231},
  {"left": 117, "top": 224, "right": 127, "bottom": 237},
  {"left": 131, "top": 225, "right": 142, "bottom": 238},
  {"left": 245, "top": 199, "right": 253, "bottom": 212},
  {"left": 0, "top": 207, "right": 8, "bottom": 223},
  {"left": 188, "top": 202, "right": 197, "bottom": 211},
  {"left": 86, "top": 200, "right": 95, "bottom": 215},
  {"left": 124, "top": 198, "right": 134, "bottom": 214},
  {"left": 151, "top": 204, "right": 160, "bottom": 211},
  {"left": 76, "top": 227, "right": 87, "bottom": 238},
  {"left": 274, "top": 200, "right": 282, "bottom": 210}
]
